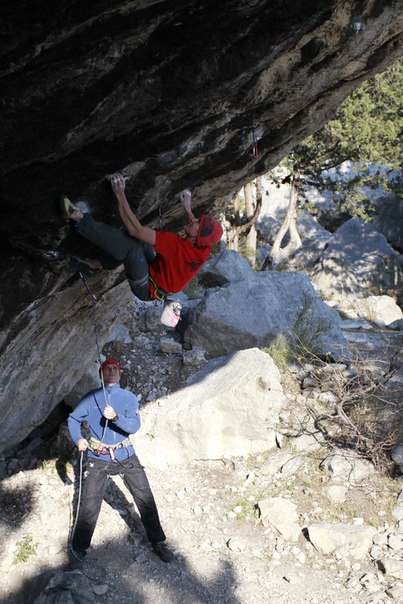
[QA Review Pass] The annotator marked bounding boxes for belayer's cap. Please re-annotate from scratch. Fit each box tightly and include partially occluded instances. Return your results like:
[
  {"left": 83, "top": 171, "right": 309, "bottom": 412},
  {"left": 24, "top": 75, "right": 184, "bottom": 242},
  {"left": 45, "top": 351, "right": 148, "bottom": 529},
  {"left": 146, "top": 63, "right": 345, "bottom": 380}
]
[
  {"left": 99, "top": 359, "right": 121, "bottom": 376},
  {"left": 196, "top": 215, "right": 223, "bottom": 247}
]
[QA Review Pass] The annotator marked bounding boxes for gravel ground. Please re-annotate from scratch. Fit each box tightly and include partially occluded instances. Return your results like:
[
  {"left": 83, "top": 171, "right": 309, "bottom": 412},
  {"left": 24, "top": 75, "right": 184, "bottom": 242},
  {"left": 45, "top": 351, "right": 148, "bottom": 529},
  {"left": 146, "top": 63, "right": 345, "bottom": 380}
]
[{"left": 1, "top": 452, "right": 399, "bottom": 604}]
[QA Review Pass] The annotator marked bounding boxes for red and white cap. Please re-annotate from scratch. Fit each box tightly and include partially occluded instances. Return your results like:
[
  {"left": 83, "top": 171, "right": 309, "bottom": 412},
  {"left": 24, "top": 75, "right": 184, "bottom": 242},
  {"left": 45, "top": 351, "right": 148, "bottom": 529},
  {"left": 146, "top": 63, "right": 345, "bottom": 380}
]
[
  {"left": 196, "top": 215, "right": 223, "bottom": 247},
  {"left": 99, "top": 359, "right": 121, "bottom": 377}
]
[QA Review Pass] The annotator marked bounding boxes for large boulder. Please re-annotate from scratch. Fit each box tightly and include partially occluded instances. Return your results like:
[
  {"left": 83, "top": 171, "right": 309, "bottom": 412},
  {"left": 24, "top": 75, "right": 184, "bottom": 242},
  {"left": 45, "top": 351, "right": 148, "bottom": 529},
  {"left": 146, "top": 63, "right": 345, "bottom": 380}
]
[
  {"left": 135, "top": 348, "right": 285, "bottom": 469},
  {"left": 185, "top": 254, "right": 350, "bottom": 361},
  {"left": 371, "top": 194, "right": 403, "bottom": 252},
  {"left": 353, "top": 295, "right": 403, "bottom": 327},
  {"left": 198, "top": 249, "right": 253, "bottom": 287},
  {"left": 312, "top": 218, "right": 402, "bottom": 302}
]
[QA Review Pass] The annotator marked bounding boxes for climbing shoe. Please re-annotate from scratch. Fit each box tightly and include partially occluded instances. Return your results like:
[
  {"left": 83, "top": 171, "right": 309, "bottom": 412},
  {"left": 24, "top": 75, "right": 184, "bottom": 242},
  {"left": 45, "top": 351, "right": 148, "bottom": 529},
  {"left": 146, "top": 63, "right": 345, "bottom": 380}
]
[
  {"left": 60, "top": 194, "right": 81, "bottom": 219},
  {"left": 70, "top": 256, "right": 98, "bottom": 277},
  {"left": 68, "top": 548, "right": 86, "bottom": 571},
  {"left": 160, "top": 299, "right": 182, "bottom": 328},
  {"left": 152, "top": 541, "right": 175, "bottom": 563}
]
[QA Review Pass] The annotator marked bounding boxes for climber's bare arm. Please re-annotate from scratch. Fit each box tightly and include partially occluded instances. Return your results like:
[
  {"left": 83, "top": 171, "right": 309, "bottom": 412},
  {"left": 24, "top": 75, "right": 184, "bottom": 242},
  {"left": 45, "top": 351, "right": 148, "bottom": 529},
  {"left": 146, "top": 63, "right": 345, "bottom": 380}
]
[{"left": 110, "top": 174, "right": 156, "bottom": 246}]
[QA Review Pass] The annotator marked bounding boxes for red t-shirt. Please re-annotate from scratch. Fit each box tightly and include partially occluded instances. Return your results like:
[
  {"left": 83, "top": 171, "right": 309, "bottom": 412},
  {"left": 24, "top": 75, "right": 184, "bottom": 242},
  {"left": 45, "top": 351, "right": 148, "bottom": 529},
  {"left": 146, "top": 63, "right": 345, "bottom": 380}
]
[{"left": 149, "top": 231, "right": 211, "bottom": 298}]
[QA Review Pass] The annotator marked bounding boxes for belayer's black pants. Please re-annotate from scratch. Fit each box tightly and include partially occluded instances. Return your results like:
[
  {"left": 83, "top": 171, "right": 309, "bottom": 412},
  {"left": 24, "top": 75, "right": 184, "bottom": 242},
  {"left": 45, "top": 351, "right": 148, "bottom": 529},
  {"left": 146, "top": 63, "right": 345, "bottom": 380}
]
[
  {"left": 71, "top": 454, "right": 166, "bottom": 554},
  {"left": 76, "top": 214, "right": 154, "bottom": 300}
]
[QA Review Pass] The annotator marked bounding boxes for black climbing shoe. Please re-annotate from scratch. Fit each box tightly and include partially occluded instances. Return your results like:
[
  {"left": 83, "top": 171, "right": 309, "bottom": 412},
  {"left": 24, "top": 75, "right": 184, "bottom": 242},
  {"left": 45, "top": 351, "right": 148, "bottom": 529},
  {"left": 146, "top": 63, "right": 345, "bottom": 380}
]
[
  {"left": 152, "top": 541, "right": 175, "bottom": 563},
  {"left": 60, "top": 194, "right": 81, "bottom": 219},
  {"left": 69, "top": 549, "right": 86, "bottom": 571},
  {"left": 69, "top": 256, "right": 98, "bottom": 277}
]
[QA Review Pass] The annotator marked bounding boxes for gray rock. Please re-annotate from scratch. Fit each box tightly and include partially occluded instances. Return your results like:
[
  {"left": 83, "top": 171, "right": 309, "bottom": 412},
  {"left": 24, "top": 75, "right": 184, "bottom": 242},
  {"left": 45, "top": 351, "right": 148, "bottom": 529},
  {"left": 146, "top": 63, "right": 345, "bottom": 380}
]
[
  {"left": 258, "top": 496, "right": 301, "bottom": 541},
  {"left": 371, "top": 193, "right": 403, "bottom": 251},
  {"left": 341, "top": 319, "right": 373, "bottom": 331},
  {"left": 33, "top": 571, "right": 96, "bottom": 604},
  {"left": 325, "top": 485, "right": 347, "bottom": 504},
  {"left": 307, "top": 523, "right": 376, "bottom": 561},
  {"left": 186, "top": 266, "right": 350, "bottom": 362},
  {"left": 353, "top": 295, "right": 403, "bottom": 327},
  {"left": 388, "top": 533, "right": 403, "bottom": 551},
  {"left": 391, "top": 506, "right": 403, "bottom": 522},
  {"left": 134, "top": 348, "right": 285, "bottom": 468},
  {"left": 391, "top": 444, "right": 403, "bottom": 473},
  {"left": 160, "top": 338, "right": 183, "bottom": 354},
  {"left": 312, "top": 218, "right": 402, "bottom": 302},
  {"left": 198, "top": 249, "right": 253, "bottom": 286},
  {"left": 105, "top": 322, "right": 132, "bottom": 344},
  {"left": 377, "top": 558, "right": 403, "bottom": 580},
  {"left": 321, "top": 450, "right": 374, "bottom": 484},
  {"left": 385, "top": 582, "right": 403, "bottom": 599}
]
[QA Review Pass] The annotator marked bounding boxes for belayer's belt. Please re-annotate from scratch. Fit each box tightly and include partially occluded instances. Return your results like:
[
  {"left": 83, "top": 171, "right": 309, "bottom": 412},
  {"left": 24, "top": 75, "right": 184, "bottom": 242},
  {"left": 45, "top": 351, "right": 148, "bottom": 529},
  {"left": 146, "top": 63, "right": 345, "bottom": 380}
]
[
  {"left": 148, "top": 275, "right": 173, "bottom": 301},
  {"left": 89, "top": 436, "right": 132, "bottom": 461}
]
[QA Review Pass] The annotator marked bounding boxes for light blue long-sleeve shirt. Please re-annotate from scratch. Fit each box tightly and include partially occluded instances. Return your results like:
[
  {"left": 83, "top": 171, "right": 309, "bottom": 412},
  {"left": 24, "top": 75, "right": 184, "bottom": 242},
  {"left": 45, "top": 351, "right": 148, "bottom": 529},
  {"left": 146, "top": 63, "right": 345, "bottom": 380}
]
[{"left": 68, "top": 382, "right": 141, "bottom": 461}]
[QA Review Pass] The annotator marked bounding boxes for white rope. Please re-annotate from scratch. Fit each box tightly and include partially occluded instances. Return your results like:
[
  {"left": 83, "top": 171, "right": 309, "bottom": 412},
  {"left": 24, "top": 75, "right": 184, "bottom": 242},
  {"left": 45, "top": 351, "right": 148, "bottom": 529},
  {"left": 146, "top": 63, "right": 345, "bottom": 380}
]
[{"left": 69, "top": 450, "right": 84, "bottom": 557}]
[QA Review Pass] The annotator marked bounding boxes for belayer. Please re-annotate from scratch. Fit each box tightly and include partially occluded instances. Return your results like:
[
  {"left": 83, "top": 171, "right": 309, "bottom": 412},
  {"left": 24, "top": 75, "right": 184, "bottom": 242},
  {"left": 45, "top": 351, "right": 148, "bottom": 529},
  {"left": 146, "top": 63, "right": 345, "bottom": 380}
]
[
  {"left": 61, "top": 174, "right": 223, "bottom": 325},
  {"left": 68, "top": 358, "right": 174, "bottom": 565}
]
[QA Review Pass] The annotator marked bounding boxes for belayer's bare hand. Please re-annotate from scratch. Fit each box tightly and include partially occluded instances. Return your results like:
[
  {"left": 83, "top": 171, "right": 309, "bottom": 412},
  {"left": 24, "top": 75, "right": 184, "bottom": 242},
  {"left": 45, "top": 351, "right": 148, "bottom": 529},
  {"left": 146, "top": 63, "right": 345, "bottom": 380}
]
[
  {"left": 103, "top": 405, "right": 117, "bottom": 420},
  {"left": 77, "top": 438, "right": 89, "bottom": 452}
]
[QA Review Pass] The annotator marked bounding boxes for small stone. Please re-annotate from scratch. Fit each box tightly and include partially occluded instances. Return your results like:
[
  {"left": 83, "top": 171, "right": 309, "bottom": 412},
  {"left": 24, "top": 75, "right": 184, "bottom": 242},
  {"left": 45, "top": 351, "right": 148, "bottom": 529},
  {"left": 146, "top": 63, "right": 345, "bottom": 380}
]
[
  {"left": 391, "top": 506, "right": 403, "bottom": 522},
  {"left": 325, "top": 485, "right": 347, "bottom": 503},
  {"left": 192, "top": 505, "right": 203, "bottom": 515},
  {"left": 370, "top": 545, "right": 384, "bottom": 559},
  {"left": 302, "top": 377, "right": 316, "bottom": 389},
  {"left": 133, "top": 552, "right": 148, "bottom": 564},
  {"left": 373, "top": 533, "right": 388, "bottom": 546},
  {"left": 92, "top": 584, "right": 109, "bottom": 595},
  {"left": 226, "top": 537, "right": 247, "bottom": 552},
  {"left": 345, "top": 576, "right": 360, "bottom": 590},
  {"left": 386, "top": 583, "right": 403, "bottom": 599},
  {"left": 388, "top": 532, "right": 403, "bottom": 550},
  {"left": 353, "top": 517, "right": 364, "bottom": 525}
]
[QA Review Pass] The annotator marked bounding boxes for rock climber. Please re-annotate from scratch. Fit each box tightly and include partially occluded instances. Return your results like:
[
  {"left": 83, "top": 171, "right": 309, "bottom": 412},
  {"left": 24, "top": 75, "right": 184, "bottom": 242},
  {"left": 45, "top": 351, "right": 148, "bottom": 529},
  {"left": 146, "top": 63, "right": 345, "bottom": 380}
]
[
  {"left": 68, "top": 358, "right": 174, "bottom": 565},
  {"left": 60, "top": 174, "right": 223, "bottom": 325}
]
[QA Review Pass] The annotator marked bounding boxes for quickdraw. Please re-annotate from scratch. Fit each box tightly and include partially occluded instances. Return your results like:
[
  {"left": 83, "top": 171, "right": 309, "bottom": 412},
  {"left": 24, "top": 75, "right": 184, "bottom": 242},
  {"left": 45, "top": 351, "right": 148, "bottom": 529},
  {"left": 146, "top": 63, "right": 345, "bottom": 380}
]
[{"left": 148, "top": 274, "right": 173, "bottom": 301}]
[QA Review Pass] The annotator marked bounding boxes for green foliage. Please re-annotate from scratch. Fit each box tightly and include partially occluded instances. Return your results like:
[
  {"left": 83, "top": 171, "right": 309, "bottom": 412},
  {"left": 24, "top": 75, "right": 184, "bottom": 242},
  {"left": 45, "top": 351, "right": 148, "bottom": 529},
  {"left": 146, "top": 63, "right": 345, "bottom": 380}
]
[
  {"left": 271, "top": 60, "right": 402, "bottom": 221},
  {"left": 292, "top": 296, "right": 334, "bottom": 362},
  {"left": 263, "top": 336, "right": 293, "bottom": 374},
  {"left": 13, "top": 533, "right": 37, "bottom": 564},
  {"left": 296, "top": 60, "right": 402, "bottom": 172}
]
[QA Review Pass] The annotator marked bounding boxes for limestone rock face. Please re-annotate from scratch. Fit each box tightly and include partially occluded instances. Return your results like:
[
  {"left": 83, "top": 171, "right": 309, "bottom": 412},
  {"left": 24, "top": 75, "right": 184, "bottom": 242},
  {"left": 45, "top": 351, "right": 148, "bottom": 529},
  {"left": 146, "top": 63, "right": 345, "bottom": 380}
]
[
  {"left": 0, "top": 279, "right": 135, "bottom": 452},
  {"left": 0, "top": 1, "right": 401, "bottom": 450}
]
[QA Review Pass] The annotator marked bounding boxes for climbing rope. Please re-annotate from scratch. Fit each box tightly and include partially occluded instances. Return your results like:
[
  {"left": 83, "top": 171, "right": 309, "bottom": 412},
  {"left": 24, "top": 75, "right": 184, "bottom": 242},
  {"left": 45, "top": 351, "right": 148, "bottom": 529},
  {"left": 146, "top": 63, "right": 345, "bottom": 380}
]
[
  {"left": 68, "top": 271, "right": 112, "bottom": 573},
  {"left": 77, "top": 271, "right": 133, "bottom": 470}
]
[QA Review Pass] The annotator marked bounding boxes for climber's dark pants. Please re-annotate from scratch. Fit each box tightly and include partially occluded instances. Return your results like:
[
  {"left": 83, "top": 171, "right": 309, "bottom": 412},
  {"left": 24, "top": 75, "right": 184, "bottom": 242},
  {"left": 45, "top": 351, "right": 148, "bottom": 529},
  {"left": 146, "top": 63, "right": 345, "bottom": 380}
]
[
  {"left": 71, "top": 454, "right": 166, "bottom": 554},
  {"left": 76, "top": 215, "right": 154, "bottom": 300}
]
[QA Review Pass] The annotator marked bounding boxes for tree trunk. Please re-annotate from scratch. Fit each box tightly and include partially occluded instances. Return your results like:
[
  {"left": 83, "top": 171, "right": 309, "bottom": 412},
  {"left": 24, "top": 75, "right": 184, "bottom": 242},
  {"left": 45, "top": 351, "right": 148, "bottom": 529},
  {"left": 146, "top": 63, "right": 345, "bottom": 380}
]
[
  {"left": 226, "top": 194, "right": 240, "bottom": 250},
  {"left": 261, "top": 175, "right": 302, "bottom": 270},
  {"left": 245, "top": 182, "right": 257, "bottom": 267}
]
